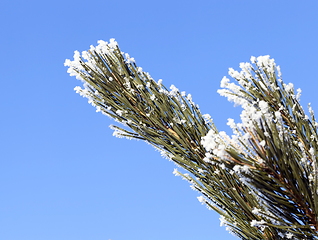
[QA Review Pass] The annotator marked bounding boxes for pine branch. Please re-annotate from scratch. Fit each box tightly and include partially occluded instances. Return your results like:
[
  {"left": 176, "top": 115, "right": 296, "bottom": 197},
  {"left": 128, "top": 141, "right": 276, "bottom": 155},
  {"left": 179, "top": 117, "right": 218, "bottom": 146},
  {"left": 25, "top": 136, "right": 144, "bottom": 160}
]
[{"left": 65, "top": 39, "right": 318, "bottom": 240}]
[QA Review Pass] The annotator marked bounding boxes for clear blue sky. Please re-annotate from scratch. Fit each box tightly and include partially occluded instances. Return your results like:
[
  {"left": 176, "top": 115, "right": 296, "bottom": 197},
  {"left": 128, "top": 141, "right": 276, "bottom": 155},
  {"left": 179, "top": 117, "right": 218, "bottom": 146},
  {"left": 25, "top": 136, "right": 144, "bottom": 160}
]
[{"left": 1, "top": 1, "right": 318, "bottom": 240}]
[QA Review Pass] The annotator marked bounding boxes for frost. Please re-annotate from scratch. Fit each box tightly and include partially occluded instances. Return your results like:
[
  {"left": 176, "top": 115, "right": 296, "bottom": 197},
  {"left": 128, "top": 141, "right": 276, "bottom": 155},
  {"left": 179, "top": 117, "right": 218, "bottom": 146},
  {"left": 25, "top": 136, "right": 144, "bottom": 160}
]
[
  {"left": 173, "top": 168, "right": 180, "bottom": 176},
  {"left": 250, "top": 219, "right": 266, "bottom": 227},
  {"left": 125, "top": 53, "right": 135, "bottom": 64},
  {"left": 203, "top": 114, "right": 212, "bottom": 124},
  {"left": 284, "top": 82, "right": 294, "bottom": 93},
  {"left": 252, "top": 207, "right": 261, "bottom": 215},
  {"left": 219, "top": 215, "right": 227, "bottom": 227},
  {"left": 256, "top": 55, "right": 270, "bottom": 66},
  {"left": 285, "top": 232, "right": 294, "bottom": 239},
  {"left": 220, "top": 76, "right": 230, "bottom": 88},
  {"left": 296, "top": 88, "right": 301, "bottom": 101},
  {"left": 170, "top": 84, "right": 179, "bottom": 96},
  {"left": 275, "top": 111, "right": 282, "bottom": 120},
  {"left": 259, "top": 100, "right": 269, "bottom": 113},
  {"left": 116, "top": 110, "right": 123, "bottom": 116},
  {"left": 150, "top": 94, "right": 156, "bottom": 101},
  {"left": 108, "top": 38, "right": 118, "bottom": 49},
  {"left": 197, "top": 196, "right": 205, "bottom": 204},
  {"left": 227, "top": 118, "right": 236, "bottom": 129}
]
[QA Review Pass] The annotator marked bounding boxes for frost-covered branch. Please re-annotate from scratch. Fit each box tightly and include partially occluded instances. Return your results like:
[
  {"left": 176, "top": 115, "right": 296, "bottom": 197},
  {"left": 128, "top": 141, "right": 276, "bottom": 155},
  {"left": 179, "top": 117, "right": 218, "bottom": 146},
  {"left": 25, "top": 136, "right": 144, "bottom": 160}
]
[{"left": 65, "top": 39, "right": 318, "bottom": 240}]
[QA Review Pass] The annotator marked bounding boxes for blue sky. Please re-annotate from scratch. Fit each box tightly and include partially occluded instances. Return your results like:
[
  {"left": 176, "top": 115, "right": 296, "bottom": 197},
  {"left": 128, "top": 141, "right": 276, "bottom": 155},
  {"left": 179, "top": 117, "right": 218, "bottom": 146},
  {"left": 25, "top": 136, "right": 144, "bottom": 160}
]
[{"left": 1, "top": 1, "right": 318, "bottom": 240}]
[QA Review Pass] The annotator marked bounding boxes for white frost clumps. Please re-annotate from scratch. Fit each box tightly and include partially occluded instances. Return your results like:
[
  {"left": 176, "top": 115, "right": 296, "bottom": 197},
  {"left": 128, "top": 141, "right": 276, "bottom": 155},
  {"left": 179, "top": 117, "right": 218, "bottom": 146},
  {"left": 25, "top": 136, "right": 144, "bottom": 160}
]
[
  {"left": 220, "top": 76, "right": 230, "bottom": 88},
  {"left": 256, "top": 55, "right": 270, "bottom": 66},
  {"left": 284, "top": 82, "right": 294, "bottom": 93},
  {"left": 250, "top": 219, "right": 266, "bottom": 228},
  {"left": 169, "top": 84, "right": 179, "bottom": 96},
  {"left": 201, "top": 129, "right": 227, "bottom": 157},
  {"left": 228, "top": 68, "right": 242, "bottom": 80},
  {"left": 95, "top": 40, "right": 109, "bottom": 53},
  {"left": 201, "top": 128, "right": 233, "bottom": 162},
  {"left": 285, "top": 232, "right": 294, "bottom": 239},
  {"left": 64, "top": 51, "right": 84, "bottom": 80},
  {"left": 173, "top": 168, "right": 180, "bottom": 176},
  {"left": 260, "top": 140, "right": 266, "bottom": 147},
  {"left": 203, "top": 114, "right": 212, "bottom": 124},
  {"left": 275, "top": 111, "right": 282, "bottom": 121},
  {"left": 74, "top": 86, "right": 82, "bottom": 94},
  {"left": 197, "top": 196, "right": 206, "bottom": 205},
  {"left": 150, "top": 94, "right": 156, "bottom": 101},
  {"left": 125, "top": 53, "right": 135, "bottom": 64},
  {"left": 219, "top": 215, "right": 228, "bottom": 227},
  {"left": 227, "top": 118, "right": 236, "bottom": 129},
  {"left": 116, "top": 110, "right": 123, "bottom": 116},
  {"left": 309, "top": 147, "right": 316, "bottom": 162},
  {"left": 252, "top": 207, "right": 261, "bottom": 215},
  {"left": 201, "top": 129, "right": 217, "bottom": 151},
  {"left": 296, "top": 88, "right": 302, "bottom": 101},
  {"left": 108, "top": 38, "right": 118, "bottom": 49},
  {"left": 64, "top": 38, "right": 120, "bottom": 82},
  {"left": 259, "top": 100, "right": 269, "bottom": 114},
  {"left": 256, "top": 55, "right": 276, "bottom": 74},
  {"left": 233, "top": 165, "right": 250, "bottom": 174}
]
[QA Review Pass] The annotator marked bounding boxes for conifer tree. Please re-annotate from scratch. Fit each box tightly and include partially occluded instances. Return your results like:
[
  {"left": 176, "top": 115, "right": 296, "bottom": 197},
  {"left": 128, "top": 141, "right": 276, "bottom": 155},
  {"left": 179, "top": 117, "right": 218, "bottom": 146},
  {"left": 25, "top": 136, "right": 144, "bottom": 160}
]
[{"left": 65, "top": 39, "right": 318, "bottom": 239}]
